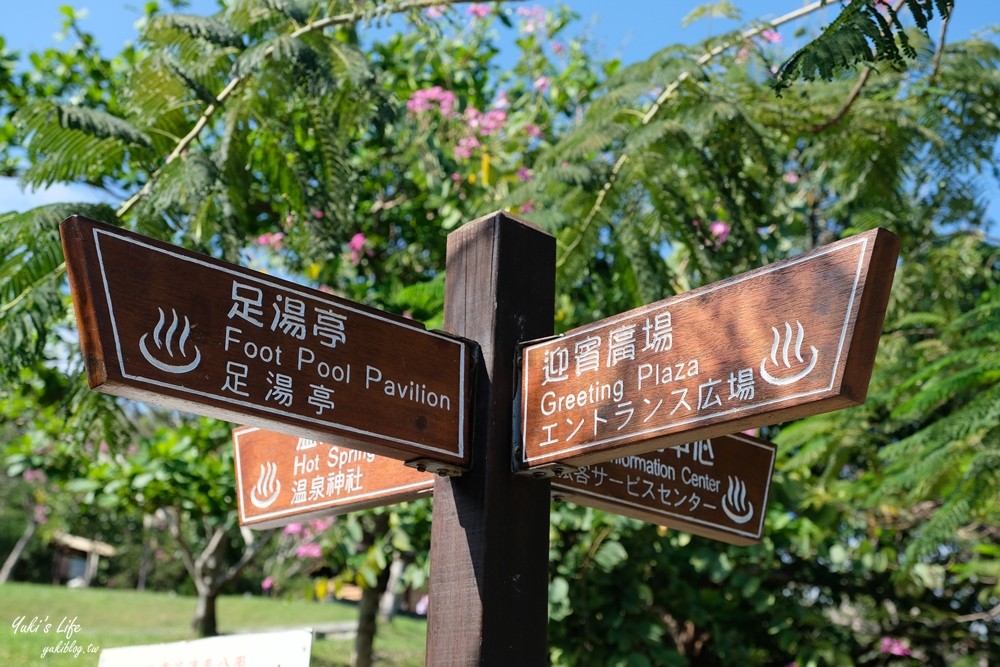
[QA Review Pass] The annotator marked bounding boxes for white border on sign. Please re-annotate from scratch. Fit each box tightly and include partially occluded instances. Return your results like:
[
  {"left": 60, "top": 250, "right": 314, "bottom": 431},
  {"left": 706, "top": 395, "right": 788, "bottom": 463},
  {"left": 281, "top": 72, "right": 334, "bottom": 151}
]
[
  {"left": 232, "top": 427, "right": 434, "bottom": 525},
  {"left": 93, "top": 228, "right": 466, "bottom": 459},
  {"left": 521, "top": 235, "right": 868, "bottom": 464}
]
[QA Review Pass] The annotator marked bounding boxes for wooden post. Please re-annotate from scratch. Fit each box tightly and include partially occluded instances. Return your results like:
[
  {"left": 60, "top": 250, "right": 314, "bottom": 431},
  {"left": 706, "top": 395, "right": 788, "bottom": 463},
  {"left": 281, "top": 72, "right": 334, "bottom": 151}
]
[{"left": 426, "top": 212, "right": 555, "bottom": 665}]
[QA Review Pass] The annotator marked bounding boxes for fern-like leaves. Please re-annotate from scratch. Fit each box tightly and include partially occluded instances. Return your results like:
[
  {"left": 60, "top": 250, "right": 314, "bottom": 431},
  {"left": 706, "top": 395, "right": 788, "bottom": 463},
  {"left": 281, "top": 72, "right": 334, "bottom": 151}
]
[
  {"left": 0, "top": 203, "right": 120, "bottom": 377},
  {"left": 773, "top": 0, "right": 953, "bottom": 93}
]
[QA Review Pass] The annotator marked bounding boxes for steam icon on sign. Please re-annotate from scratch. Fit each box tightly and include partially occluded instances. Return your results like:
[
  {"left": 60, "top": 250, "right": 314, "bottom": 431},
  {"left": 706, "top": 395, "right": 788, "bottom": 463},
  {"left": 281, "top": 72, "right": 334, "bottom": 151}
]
[
  {"left": 139, "top": 307, "right": 202, "bottom": 374},
  {"left": 721, "top": 475, "right": 754, "bottom": 524},
  {"left": 759, "top": 320, "right": 818, "bottom": 386},
  {"left": 250, "top": 462, "right": 281, "bottom": 509}
]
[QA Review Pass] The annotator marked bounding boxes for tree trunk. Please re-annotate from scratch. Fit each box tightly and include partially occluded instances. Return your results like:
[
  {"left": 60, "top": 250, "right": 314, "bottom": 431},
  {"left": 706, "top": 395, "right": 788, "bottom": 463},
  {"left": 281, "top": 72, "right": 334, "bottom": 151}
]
[
  {"left": 354, "top": 561, "right": 393, "bottom": 667},
  {"left": 190, "top": 526, "right": 227, "bottom": 637},
  {"left": 193, "top": 587, "right": 220, "bottom": 637},
  {"left": 0, "top": 515, "right": 37, "bottom": 584},
  {"left": 378, "top": 554, "right": 406, "bottom": 622}
]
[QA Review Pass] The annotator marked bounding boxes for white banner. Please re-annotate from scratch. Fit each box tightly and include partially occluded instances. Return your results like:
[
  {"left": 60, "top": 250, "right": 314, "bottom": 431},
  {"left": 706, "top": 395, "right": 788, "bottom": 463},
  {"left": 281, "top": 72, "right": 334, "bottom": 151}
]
[{"left": 99, "top": 628, "right": 312, "bottom": 667}]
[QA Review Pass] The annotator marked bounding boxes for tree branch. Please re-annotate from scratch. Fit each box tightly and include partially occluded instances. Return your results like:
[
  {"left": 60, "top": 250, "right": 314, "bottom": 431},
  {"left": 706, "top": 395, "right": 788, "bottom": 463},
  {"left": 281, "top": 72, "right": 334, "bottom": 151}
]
[
  {"left": 219, "top": 527, "right": 277, "bottom": 587},
  {"left": 116, "top": 0, "right": 493, "bottom": 219},
  {"left": 166, "top": 507, "right": 199, "bottom": 582},
  {"left": 954, "top": 602, "right": 1000, "bottom": 624},
  {"left": 928, "top": 3, "right": 953, "bottom": 87},
  {"left": 558, "top": 1, "right": 830, "bottom": 268},
  {"left": 806, "top": 0, "right": 907, "bottom": 134},
  {"left": 807, "top": 68, "right": 873, "bottom": 133}
]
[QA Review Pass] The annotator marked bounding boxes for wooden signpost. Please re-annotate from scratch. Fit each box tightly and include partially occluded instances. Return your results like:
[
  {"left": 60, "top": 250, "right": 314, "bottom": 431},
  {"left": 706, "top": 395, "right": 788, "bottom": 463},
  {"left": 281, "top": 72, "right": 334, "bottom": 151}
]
[
  {"left": 62, "top": 211, "right": 899, "bottom": 666},
  {"left": 231, "top": 426, "right": 434, "bottom": 529},
  {"left": 234, "top": 427, "right": 775, "bottom": 545},
  {"left": 60, "top": 215, "right": 474, "bottom": 472},
  {"left": 517, "top": 228, "right": 899, "bottom": 471}
]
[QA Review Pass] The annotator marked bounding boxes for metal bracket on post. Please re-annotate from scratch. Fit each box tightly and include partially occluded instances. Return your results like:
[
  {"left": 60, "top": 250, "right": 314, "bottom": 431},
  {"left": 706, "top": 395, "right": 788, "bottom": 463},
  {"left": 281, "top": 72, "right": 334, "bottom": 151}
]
[
  {"left": 516, "top": 461, "right": 581, "bottom": 479},
  {"left": 405, "top": 458, "right": 465, "bottom": 477}
]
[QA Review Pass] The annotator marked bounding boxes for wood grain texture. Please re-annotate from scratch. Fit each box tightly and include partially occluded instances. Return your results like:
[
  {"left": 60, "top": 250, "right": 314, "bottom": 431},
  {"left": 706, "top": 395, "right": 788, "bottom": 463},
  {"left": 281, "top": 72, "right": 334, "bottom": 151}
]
[
  {"left": 59, "top": 215, "right": 473, "bottom": 468},
  {"left": 518, "top": 228, "right": 899, "bottom": 470},
  {"left": 426, "top": 211, "right": 555, "bottom": 666}
]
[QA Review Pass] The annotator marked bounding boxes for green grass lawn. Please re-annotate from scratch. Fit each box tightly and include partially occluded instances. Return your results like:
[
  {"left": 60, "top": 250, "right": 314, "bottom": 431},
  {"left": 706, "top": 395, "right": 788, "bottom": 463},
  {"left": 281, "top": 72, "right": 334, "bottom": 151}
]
[{"left": 0, "top": 582, "right": 425, "bottom": 666}]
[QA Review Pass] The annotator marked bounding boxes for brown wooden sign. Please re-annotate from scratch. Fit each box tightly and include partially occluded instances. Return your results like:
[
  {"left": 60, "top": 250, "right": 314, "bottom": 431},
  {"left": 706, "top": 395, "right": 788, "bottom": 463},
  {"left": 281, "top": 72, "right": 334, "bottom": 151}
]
[
  {"left": 517, "top": 228, "right": 898, "bottom": 471},
  {"left": 232, "top": 426, "right": 434, "bottom": 529},
  {"left": 235, "top": 426, "right": 773, "bottom": 543},
  {"left": 60, "top": 216, "right": 474, "bottom": 469},
  {"left": 550, "top": 433, "right": 776, "bottom": 545}
]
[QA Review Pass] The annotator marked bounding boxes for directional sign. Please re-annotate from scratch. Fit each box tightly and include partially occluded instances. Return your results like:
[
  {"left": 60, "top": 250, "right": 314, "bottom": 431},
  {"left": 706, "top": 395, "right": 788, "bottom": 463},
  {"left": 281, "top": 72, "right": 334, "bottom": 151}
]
[
  {"left": 235, "top": 426, "right": 773, "bottom": 543},
  {"left": 550, "top": 433, "right": 776, "bottom": 546},
  {"left": 61, "top": 216, "right": 474, "bottom": 469},
  {"left": 517, "top": 228, "right": 898, "bottom": 470},
  {"left": 232, "top": 427, "right": 434, "bottom": 529}
]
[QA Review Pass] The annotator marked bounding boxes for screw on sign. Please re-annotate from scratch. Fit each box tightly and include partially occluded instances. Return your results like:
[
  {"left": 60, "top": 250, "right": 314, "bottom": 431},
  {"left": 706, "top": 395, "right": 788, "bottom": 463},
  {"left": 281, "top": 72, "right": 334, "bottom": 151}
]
[
  {"left": 59, "top": 215, "right": 475, "bottom": 472},
  {"left": 517, "top": 228, "right": 899, "bottom": 471}
]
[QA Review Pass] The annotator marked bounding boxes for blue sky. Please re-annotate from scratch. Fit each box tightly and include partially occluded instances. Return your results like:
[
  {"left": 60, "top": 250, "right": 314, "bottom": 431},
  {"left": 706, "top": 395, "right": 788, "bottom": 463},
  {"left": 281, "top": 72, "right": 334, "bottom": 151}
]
[{"left": 1, "top": 1, "right": 998, "bottom": 219}]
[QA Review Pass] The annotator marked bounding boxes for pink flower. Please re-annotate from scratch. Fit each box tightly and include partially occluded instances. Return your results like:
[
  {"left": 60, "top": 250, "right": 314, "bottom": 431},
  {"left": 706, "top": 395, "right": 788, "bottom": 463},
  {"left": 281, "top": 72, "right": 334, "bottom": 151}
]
[
  {"left": 761, "top": 29, "right": 781, "bottom": 44},
  {"left": 709, "top": 220, "right": 731, "bottom": 244},
  {"left": 261, "top": 576, "right": 274, "bottom": 591},
  {"left": 521, "top": 199, "right": 536, "bottom": 213},
  {"left": 348, "top": 232, "right": 366, "bottom": 265},
  {"left": 517, "top": 166, "right": 532, "bottom": 182},
  {"left": 425, "top": 5, "right": 446, "bottom": 19},
  {"left": 494, "top": 90, "right": 509, "bottom": 109},
  {"left": 735, "top": 47, "right": 749, "bottom": 64},
  {"left": 32, "top": 504, "right": 48, "bottom": 524},
  {"left": 23, "top": 469, "right": 47, "bottom": 484},
  {"left": 879, "top": 637, "right": 911, "bottom": 656},
  {"left": 782, "top": 171, "right": 800, "bottom": 184},
  {"left": 533, "top": 76, "right": 551, "bottom": 93},
  {"left": 467, "top": 4, "right": 491, "bottom": 19},
  {"left": 517, "top": 5, "right": 546, "bottom": 33},
  {"left": 551, "top": 41, "right": 565, "bottom": 55},
  {"left": 349, "top": 233, "right": 366, "bottom": 253},
  {"left": 313, "top": 210, "right": 324, "bottom": 219},
  {"left": 283, "top": 522, "right": 303, "bottom": 535},
  {"left": 406, "top": 86, "right": 457, "bottom": 118},
  {"left": 454, "top": 135, "right": 480, "bottom": 160},
  {"left": 309, "top": 518, "right": 333, "bottom": 533},
  {"left": 480, "top": 109, "right": 507, "bottom": 136},
  {"left": 255, "top": 232, "right": 286, "bottom": 250},
  {"left": 464, "top": 106, "right": 483, "bottom": 130},
  {"left": 524, "top": 123, "right": 542, "bottom": 139},
  {"left": 296, "top": 542, "right": 323, "bottom": 559}
]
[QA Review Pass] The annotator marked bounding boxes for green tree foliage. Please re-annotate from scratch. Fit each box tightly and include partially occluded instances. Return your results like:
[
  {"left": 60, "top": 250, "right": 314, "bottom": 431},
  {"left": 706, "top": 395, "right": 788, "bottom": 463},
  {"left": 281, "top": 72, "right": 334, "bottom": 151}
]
[
  {"left": 517, "top": 2, "right": 999, "bottom": 664},
  {"left": 774, "top": 0, "right": 954, "bottom": 92}
]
